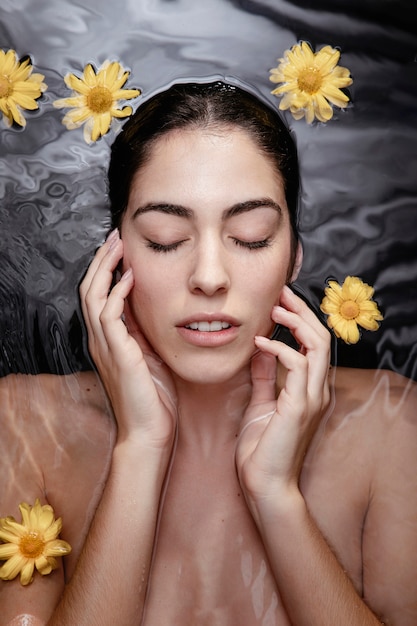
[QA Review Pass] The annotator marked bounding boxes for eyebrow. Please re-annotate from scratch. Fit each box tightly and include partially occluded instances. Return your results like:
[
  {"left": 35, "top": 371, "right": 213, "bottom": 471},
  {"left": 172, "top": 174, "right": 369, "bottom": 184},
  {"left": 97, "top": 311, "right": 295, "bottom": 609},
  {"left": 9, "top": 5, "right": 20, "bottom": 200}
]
[
  {"left": 132, "top": 197, "right": 283, "bottom": 221},
  {"left": 223, "top": 198, "right": 283, "bottom": 219}
]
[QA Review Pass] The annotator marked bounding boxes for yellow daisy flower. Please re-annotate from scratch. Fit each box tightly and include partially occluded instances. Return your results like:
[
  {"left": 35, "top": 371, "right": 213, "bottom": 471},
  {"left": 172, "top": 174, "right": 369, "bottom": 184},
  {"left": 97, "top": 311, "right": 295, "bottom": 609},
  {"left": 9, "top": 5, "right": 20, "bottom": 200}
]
[
  {"left": 269, "top": 41, "right": 353, "bottom": 123},
  {"left": 53, "top": 60, "right": 140, "bottom": 144},
  {"left": 0, "top": 49, "right": 47, "bottom": 128},
  {"left": 0, "top": 499, "right": 71, "bottom": 586},
  {"left": 320, "top": 276, "right": 383, "bottom": 344}
]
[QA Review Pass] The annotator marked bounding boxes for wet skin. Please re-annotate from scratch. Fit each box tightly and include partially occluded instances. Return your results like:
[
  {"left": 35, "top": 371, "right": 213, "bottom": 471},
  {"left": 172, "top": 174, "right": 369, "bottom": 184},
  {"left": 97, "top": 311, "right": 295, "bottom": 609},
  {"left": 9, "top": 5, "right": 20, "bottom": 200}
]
[
  {"left": 0, "top": 366, "right": 416, "bottom": 625},
  {"left": 1, "top": 126, "right": 416, "bottom": 625}
]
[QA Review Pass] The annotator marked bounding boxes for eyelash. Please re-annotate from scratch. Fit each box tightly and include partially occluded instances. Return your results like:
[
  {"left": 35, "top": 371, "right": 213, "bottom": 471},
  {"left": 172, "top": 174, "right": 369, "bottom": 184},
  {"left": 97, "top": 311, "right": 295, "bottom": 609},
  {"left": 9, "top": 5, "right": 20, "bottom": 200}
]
[
  {"left": 233, "top": 238, "right": 272, "bottom": 250},
  {"left": 146, "top": 240, "right": 185, "bottom": 253},
  {"left": 146, "top": 238, "right": 271, "bottom": 253}
]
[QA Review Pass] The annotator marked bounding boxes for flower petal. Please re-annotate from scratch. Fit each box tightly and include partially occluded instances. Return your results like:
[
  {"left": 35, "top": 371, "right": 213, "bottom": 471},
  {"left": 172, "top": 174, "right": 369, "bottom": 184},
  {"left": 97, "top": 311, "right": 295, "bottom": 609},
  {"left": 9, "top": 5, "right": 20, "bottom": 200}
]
[
  {"left": 0, "top": 543, "right": 19, "bottom": 558},
  {"left": 64, "top": 73, "right": 90, "bottom": 95},
  {"left": 43, "top": 539, "right": 72, "bottom": 556},
  {"left": 321, "top": 275, "right": 382, "bottom": 343},
  {"left": 270, "top": 40, "right": 352, "bottom": 123},
  {"left": 43, "top": 518, "right": 63, "bottom": 541},
  {"left": 0, "top": 522, "right": 22, "bottom": 543},
  {"left": 0, "top": 553, "right": 28, "bottom": 581},
  {"left": 54, "top": 60, "right": 139, "bottom": 142},
  {"left": 0, "top": 499, "right": 71, "bottom": 585},
  {"left": 0, "top": 517, "right": 26, "bottom": 538},
  {"left": 0, "top": 50, "right": 45, "bottom": 128},
  {"left": 35, "top": 554, "right": 54, "bottom": 575},
  {"left": 20, "top": 560, "right": 35, "bottom": 586},
  {"left": 112, "top": 88, "right": 140, "bottom": 101}
]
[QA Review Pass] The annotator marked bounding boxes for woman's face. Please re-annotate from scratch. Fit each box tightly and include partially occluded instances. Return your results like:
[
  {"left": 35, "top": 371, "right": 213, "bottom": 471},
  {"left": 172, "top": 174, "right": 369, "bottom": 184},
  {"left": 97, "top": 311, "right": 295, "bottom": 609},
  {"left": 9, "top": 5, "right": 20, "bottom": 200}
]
[{"left": 121, "top": 126, "right": 298, "bottom": 385}]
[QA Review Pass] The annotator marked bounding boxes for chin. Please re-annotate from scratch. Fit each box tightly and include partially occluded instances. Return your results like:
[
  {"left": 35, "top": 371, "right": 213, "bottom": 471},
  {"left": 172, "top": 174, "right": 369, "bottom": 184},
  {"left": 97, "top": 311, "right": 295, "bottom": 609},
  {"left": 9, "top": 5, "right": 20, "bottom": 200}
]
[{"left": 167, "top": 352, "right": 253, "bottom": 388}]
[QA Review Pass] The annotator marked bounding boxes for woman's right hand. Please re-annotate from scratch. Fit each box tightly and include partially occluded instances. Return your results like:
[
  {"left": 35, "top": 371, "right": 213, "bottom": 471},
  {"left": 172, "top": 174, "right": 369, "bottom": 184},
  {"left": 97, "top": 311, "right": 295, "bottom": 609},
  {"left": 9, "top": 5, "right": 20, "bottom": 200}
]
[{"left": 79, "top": 229, "right": 178, "bottom": 452}]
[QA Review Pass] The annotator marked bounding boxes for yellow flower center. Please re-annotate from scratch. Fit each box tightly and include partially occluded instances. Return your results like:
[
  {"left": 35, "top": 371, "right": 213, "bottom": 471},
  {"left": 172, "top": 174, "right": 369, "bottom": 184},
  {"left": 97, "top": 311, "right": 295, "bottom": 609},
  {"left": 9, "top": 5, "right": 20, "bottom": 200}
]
[
  {"left": 340, "top": 300, "right": 360, "bottom": 320},
  {"left": 87, "top": 86, "right": 113, "bottom": 113},
  {"left": 0, "top": 75, "right": 13, "bottom": 98},
  {"left": 19, "top": 531, "right": 45, "bottom": 559},
  {"left": 297, "top": 67, "right": 323, "bottom": 94}
]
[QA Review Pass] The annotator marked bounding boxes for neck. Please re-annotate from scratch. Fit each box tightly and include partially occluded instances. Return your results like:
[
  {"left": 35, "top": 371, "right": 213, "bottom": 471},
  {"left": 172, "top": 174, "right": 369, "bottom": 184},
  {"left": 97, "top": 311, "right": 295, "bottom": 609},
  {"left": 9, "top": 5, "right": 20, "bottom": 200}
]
[{"left": 172, "top": 368, "right": 252, "bottom": 453}]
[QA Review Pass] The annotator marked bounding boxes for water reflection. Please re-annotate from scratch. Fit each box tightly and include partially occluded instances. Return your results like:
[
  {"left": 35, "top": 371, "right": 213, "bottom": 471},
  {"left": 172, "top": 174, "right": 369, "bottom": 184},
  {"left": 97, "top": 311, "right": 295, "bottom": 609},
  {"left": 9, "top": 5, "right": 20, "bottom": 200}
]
[
  {"left": 0, "top": 0, "right": 416, "bottom": 379},
  {"left": 0, "top": 4, "right": 417, "bottom": 623}
]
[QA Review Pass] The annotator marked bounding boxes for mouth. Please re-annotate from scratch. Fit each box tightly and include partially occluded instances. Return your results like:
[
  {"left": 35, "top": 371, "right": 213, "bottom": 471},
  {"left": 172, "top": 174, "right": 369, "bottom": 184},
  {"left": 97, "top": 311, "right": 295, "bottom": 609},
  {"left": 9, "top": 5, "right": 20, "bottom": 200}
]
[
  {"left": 185, "top": 321, "right": 232, "bottom": 332},
  {"left": 177, "top": 316, "right": 239, "bottom": 347}
]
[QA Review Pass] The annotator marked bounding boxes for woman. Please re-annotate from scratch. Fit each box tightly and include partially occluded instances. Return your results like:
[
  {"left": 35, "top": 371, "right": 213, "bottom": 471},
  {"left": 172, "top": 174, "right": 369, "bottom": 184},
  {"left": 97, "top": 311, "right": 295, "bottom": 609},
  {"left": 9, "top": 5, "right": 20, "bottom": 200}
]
[{"left": 1, "top": 80, "right": 416, "bottom": 625}]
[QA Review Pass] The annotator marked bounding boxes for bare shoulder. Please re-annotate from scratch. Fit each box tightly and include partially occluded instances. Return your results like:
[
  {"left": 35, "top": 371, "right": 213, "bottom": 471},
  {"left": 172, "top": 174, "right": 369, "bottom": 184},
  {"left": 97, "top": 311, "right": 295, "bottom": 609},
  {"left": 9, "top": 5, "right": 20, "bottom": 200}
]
[
  {"left": 320, "top": 365, "right": 417, "bottom": 472},
  {"left": 332, "top": 365, "right": 417, "bottom": 483},
  {"left": 333, "top": 368, "right": 417, "bottom": 434},
  {"left": 0, "top": 373, "right": 114, "bottom": 622},
  {"left": 0, "top": 371, "right": 116, "bottom": 571},
  {"left": 0, "top": 369, "right": 113, "bottom": 433},
  {"left": 333, "top": 364, "right": 416, "bottom": 401},
  {"left": 304, "top": 367, "right": 417, "bottom": 622},
  {"left": 302, "top": 366, "right": 415, "bottom": 502},
  {"left": 304, "top": 365, "right": 417, "bottom": 527},
  {"left": 330, "top": 369, "right": 417, "bottom": 623},
  {"left": 0, "top": 369, "right": 115, "bottom": 496}
]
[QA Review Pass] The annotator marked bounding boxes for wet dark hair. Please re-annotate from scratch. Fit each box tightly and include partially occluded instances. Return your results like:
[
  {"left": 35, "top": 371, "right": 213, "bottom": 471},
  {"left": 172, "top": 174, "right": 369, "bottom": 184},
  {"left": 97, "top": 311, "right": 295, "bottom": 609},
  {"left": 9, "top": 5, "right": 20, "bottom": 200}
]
[{"left": 108, "top": 80, "right": 300, "bottom": 244}]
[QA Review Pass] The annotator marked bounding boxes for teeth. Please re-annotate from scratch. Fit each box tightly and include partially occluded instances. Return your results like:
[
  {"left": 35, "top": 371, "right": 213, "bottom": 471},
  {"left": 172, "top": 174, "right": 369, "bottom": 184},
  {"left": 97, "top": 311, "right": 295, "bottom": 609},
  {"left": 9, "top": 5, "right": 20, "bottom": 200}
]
[{"left": 186, "top": 321, "right": 231, "bottom": 332}]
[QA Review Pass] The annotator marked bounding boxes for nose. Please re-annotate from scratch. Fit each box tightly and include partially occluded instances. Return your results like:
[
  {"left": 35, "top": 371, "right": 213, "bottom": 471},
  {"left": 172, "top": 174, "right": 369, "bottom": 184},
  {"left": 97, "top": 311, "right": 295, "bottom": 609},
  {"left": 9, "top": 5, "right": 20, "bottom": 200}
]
[{"left": 188, "top": 237, "right": 230, "bottom": 296}]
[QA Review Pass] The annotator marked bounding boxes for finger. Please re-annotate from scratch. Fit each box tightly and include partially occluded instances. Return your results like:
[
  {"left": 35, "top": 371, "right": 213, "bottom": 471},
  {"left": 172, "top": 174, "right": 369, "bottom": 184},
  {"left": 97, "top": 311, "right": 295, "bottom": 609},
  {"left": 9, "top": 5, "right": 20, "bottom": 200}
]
[
  {"left": 98, "top": 268, "right": 136, "bottom": 358},
  {"left": 272, "top": 305, "right": 329, "bottom": 364},
  {"left": 277, "top": 288, "right": 329, "bottom": 345},
  {"left": 249, "top": 350, "right": 278, "bottom": 407},
  {"left": 272, "top": 289, "right": 330, "bottom": 395},
  {"left": 280, "top": 285, "right": 329, "bottom": 340},
  {"left": 123, "top": 298, "right": 160, "bottom": 359},
  {"left": 271, "top": 307, "right": 329, "bottom": 408},
  {"left": 81, "top": 236, "right": 124, "bottom": 344},
  {"left": 79, "top": 229, "right": 119, "bottom": 300},
  {"left": 254, "top": 337, "right": 308, "bottom": 416}
]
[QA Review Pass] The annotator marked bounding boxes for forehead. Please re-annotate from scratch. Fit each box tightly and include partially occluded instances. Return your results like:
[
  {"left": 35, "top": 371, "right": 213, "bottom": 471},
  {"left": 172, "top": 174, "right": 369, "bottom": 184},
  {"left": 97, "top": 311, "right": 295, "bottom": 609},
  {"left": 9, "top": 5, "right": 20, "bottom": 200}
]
[{"left": 128, "top": 126, "right": 286, "bottom": 210}]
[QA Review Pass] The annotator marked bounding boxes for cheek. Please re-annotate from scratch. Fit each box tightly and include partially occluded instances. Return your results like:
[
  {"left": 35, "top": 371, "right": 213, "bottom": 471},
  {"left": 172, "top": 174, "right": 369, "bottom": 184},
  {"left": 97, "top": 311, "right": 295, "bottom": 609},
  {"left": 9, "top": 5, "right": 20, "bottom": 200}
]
[
  {"left": 250, "top": 255, "right": 290, "bottom": 301},
  {"left": 125, "top": 258, "right": 159, "bottom": 320},
  {"left": 128, "top": 259, "right": 178, "bottom": 332}
]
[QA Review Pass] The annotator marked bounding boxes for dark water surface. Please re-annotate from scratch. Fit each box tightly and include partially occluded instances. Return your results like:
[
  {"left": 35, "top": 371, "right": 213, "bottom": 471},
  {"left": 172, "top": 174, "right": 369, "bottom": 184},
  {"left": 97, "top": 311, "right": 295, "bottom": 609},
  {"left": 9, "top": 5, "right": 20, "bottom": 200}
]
[{"left": 1, "top": 0, "right": 416, "bottom": 379}]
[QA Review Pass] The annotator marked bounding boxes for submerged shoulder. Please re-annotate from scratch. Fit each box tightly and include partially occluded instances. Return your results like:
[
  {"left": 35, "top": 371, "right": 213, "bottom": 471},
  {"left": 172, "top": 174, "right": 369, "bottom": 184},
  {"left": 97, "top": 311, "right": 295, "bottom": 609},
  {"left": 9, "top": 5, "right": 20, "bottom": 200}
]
[
  {"left": 332, "top": 366, "right": 416, "bottom": 416},
  {"left": 0, "top": 371, "right": 115, "bottom": 585},
  {"left": 0, "top": 370, "right": 111, "bottom": 418},
  {"left": 329, "top": 366, "right": 417, "bottom": 451},
  {"left": 0, "top": 370, "right": 115, "bottom": 521},
  {"left": 0, "top": 370, "right": 114, "bottom": 467}
]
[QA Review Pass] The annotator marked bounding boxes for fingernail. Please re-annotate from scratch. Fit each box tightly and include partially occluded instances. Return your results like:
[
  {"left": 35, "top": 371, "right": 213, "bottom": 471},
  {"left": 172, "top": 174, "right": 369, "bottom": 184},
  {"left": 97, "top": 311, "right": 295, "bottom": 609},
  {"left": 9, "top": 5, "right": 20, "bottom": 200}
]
[
  {"left": 121, "top": 268, "right": 133, "bottom": 281},
  {"left": 254, "top": 335, "right": 270, "bottom": 345},
  {"left": 107, "top": 228, "right": 119, "bottom": 244}
]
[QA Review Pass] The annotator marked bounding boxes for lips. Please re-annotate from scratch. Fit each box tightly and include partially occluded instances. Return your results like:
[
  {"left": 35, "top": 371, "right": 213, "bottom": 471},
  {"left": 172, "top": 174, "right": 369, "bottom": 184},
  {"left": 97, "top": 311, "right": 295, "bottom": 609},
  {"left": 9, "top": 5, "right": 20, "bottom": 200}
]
[
  {"left": 177, "top": 314, "right": 240, "bottom": 346},
  {"left": 178, "top": 313, "right": 239, "bottom": 331},
  {"left": 185, "top": 321, "right": 232, "bottom": 332}
]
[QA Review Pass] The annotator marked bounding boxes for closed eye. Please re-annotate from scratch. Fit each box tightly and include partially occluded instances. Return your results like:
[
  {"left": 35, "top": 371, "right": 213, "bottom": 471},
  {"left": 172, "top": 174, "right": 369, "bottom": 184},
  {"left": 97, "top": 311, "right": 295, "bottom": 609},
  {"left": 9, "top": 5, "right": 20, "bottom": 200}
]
[
  {"left": 232, "top": 238, "right": 271, "bottom": 250},
  {"left": 146, "top": 239, "right": 187, "bottom": 253}
]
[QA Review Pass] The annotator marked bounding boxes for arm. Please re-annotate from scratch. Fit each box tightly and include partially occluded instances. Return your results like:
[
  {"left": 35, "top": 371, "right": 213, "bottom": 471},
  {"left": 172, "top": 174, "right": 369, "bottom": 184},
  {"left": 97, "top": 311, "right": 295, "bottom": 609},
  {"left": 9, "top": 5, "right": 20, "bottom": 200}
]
[
  {"left": 235, "top": 285, "right": 383, "bottom": 625},
  {"left": 1, "top": 230, "right": 178, "bottom": 625},
  {"left": 361, "top": 375, "right": 417, "bottom": 625},
  {"left": 1, "top": 442, "right": 168, "bottom": 626},
  {"left": 51, "top": 230, "right": 178, "bottom": 625}
]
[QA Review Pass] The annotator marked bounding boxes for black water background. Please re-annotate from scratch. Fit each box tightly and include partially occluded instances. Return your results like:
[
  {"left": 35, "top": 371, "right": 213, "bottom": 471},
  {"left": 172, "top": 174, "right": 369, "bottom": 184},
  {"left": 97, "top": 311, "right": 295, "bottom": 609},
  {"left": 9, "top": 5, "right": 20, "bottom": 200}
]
[{"left": 1, "top": 0, "right": 416, "bottom": 380}]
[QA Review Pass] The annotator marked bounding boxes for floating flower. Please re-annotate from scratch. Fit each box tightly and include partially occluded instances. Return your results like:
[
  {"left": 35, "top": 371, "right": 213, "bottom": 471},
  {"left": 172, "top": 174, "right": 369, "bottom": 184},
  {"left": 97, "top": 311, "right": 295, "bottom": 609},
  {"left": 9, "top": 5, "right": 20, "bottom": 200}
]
[
  {"left": 0, "top": 499, "right": 71, "bottom": 586},
  {"left": 0, "top": 49, "right": 47, "bottom": 128},
  {"left": 269, "top": 41, "right": 352, "bottom": 123},
  {"left": 53, "top": 60, "right": 140, "bottom": 143},
  {"left": 320, "top": 276, "right": 383, "bottom": 344}
]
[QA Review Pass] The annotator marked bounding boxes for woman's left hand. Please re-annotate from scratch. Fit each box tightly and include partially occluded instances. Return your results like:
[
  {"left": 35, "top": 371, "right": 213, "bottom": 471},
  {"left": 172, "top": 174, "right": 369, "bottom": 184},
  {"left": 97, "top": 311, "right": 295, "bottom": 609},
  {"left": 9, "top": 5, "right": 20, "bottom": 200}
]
[{"left": 235, "top": 285, "right": 331, "bottom": 512}]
